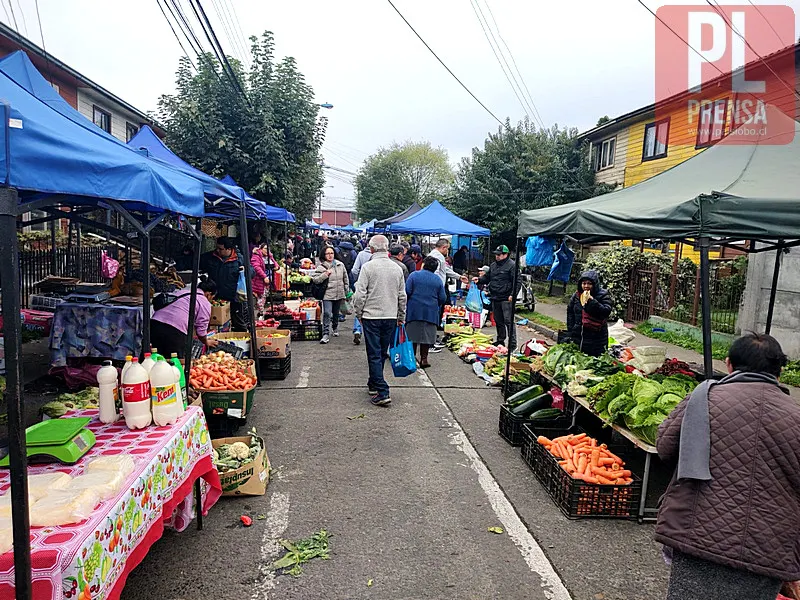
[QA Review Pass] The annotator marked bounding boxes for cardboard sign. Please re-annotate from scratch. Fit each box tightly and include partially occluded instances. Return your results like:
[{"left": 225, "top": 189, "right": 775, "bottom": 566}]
[{"left": 212, "top": 435, "right": 269, "bottom": 496}]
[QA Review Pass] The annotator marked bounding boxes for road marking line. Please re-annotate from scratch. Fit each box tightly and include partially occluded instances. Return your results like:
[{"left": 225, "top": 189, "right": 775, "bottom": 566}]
[
  {"left": 296, "top": 365, "right": 310, "bottom": 388},
  {"left": 428, "top": 381, "right": 572, "bottom": 600},
  {"left": 250, "top": 491, "right": 290, "bottom": 600}
]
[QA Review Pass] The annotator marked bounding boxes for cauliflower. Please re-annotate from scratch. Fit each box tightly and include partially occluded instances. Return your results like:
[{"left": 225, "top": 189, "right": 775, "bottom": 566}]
[
  {"left": 228, "top": 442, "right": 250, "bottom": 460},
  {"left": 212, "top": 449, "right": 220, "bottom": 462}
]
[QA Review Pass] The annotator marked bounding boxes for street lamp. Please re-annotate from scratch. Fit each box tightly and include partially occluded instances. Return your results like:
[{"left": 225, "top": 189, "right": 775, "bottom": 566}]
[{"left": 319, "top": 102, "right": 334, "bottom": 109}]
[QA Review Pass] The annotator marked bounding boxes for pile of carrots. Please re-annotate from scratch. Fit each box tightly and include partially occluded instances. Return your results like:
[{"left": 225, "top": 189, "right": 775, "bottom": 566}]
[
  {"left": 537, "top": 433, "right": 634, "bottom": 486},
  {"left": 189, "top": 355, "right": 257, "bottom": 391}
]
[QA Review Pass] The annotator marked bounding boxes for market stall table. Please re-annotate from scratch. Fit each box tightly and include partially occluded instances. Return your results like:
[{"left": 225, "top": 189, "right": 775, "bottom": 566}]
[
  {"left": 0, "top": 406, "right": 221, "bottom": 600},
  {"left": 49, "top": 303, "right": 149, "bottom": 367}
]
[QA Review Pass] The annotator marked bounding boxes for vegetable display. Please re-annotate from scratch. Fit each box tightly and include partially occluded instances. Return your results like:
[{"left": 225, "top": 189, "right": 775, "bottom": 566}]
[
  {"left": 40, "top": 388, "right": 101, "bottom": 419},
  {"left": 189, "top": 352, "right": 257, "bottom": 391},
  {"left": 537, "top": 433, "right": 633, "bottom": 485},
  {"left": 213, "top": 433, "right": 262, "bottom": 472}
]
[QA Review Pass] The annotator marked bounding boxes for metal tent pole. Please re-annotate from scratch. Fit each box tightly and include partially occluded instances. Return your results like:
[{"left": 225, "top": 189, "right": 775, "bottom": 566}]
[
  {"left": 184, "top": 218, "right": 202, "bottom": 366},
  {"left": 699, "top": 238, "right": 714, "bottom": 378},
  {"left": 141, "top": 228, "right": 151, "bottom": 356},
  {"left": 239, "top": 205, "right": 261, "bottom": 382},
  {"left": 75, "top": 223, "right": 82, "bottom": 280},
  {"left": 503, "top": 237, "right": 521, "bottom": 400},
  {"left": 765, "top": 242, "right": 784, "bottom": 335},
  {"left": 0, "top": 187, "right": 32, "bottom": 600},
  {"left": 49, "top": 216, "right": 57, "bottom": 274}
]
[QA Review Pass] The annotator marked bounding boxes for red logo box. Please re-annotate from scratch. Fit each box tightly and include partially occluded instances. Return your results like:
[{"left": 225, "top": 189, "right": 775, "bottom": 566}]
[{"left": 655, "top": 5, "right": 796, "bottom": 145}]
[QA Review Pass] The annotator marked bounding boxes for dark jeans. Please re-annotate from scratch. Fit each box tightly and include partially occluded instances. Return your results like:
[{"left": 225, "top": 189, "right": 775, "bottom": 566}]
[
  {"left": 150, "top": 319, "right": 187, "bottom": 358},
  {"left": 492, "top": 300, "right": 516, "bottom": 350},
  {"left": 362, "top": 318, "right": 396, "bottom": 396},
  {"left": 231, "top": 300, "right": 249, "bottom": 332}
]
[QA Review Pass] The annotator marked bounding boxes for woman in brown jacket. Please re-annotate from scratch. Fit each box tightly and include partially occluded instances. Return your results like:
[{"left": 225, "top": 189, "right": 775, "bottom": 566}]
[
  {"left": 656, "top": 333, "right": 800, "bottom": 600},
  {"left": 312, "top": 246, "right": 350, "bottom": 344}
]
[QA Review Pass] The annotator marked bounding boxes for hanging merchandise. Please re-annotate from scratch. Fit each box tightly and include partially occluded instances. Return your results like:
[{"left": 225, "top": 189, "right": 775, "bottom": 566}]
[
  {"left": 525, "top": 236, "right": 556, "bottom": 267},
  {"left": 97, "top": 361, "right": 119, "bottom": 424},
  {"left": 150, "top": 358, "right": 178, "bottom": 427},
  {"left": 236, "top": 266, "right": 248, "bottom": 302},
  {"left": 101, "top": 250, "right": 120, "bottom": 279},
  {"left": 122, "top": 357, "right": 151, "bottom": 429},
  {"left": 548, "top": 241, "right": 575, "bottom": 282}
]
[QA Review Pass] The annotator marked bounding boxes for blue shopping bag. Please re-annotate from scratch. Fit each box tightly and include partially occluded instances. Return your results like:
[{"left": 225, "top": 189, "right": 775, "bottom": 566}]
[
  {"left": 465, "top": 283, "right": 483, "bottom": 313},
  {"left": 390, "top": 325, "right": 417, "bottom": 378}
]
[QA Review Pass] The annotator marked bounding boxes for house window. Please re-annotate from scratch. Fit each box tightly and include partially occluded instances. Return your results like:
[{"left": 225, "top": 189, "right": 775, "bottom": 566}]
[
  {"left": 126, "top": 122, "right": 139, "bottom": 142},
  {"left": 93, "top": 105, "right": 111, "bottom": 133},
  {"left": 642, "top": 118, "right": 670, "bottom": 161},
  {"left": 23, "top": 210, "right": 47, "bottom": 232},
  {"left": 593, "top": 137, "right": 616, "bottom": 171},
  {"left": 696, "top": 99, "right": 728, "bottom": 148}
]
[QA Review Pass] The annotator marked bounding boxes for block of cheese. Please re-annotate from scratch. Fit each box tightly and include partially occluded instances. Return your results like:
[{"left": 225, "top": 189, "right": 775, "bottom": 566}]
[
  {"left": 30, "top": 488, "right": 99, "bottom": 527},
  {"left": 0, "top": 490, "right": 43, "bottom": 518},
  {"left": 27, "top": 472, "right": 72, "bottom": 498},
  {"left": 0, "top": 518, "right": 11, "bottom": 554},
  {"left": 66, "top": 471, "right": 124, "bottom": 501},
  {"left": 85, "top": 455, "right": 135, "bottom": 480}
]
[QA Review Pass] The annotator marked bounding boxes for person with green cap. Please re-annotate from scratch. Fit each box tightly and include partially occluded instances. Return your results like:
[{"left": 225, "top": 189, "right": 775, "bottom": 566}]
[{"left": 467, "top": 245, "right": 520, "bottom": 350}]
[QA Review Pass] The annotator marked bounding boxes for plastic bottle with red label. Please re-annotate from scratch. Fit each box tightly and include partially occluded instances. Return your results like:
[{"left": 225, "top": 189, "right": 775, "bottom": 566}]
[
  {"left": 122, "top": 357, "right": 152, "bottom": 429},
  {"left": 150, "top": 357, "right": 178, "bottom": 426}
]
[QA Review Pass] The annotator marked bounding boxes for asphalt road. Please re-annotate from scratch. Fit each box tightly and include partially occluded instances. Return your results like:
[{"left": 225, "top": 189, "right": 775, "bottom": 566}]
[{"left": 121, "top": 319, "right": 670, "bottom": 600}]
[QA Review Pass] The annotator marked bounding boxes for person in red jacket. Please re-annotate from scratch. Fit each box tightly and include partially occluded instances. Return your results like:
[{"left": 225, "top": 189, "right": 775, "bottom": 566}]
[{"left": 250, "top": 244, "right": 269, "bottom": 317}]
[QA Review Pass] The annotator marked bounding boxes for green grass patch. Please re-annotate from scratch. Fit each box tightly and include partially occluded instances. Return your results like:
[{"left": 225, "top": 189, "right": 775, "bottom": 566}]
[
  {"left": 634, "top": 323, "right": 731, "bottom": 360},
  {"left": 517, "top": 311, "right": 566, "bottom": 331}
]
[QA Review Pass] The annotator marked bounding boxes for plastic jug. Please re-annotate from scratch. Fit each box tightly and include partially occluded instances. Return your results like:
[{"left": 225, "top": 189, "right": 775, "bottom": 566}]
[
  {"left": 170, "top": 353, "right": 187, "bottom": 412},
  {"left": 151, "top": 348, "right": 164, "bottom": 362},
  {"left": 122, "top": 357, "right": 151, "bottom": 429},
  {"left": 97, "top": 361, "right": 119, "bottom": 424},
  {"left": 119, "top": 355, "right": 133, "bottom": 405},
  {"left": 150, "top": 358, "right": 178, "bottom": 426},
  {"left": 141, "top": 352, "right": 156, "bottom": 374}
]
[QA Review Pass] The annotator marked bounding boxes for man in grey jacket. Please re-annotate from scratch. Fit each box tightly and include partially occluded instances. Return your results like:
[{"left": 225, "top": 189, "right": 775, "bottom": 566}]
[
  {"left": 353, "top": 235, "right": 407, "bottom": 406},
  {"left": 350, "top": 245, "right": 373, "bottom": 345}
]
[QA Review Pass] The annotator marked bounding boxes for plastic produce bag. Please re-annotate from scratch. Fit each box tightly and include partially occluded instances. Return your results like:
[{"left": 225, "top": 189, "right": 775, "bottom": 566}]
[
  {"left": 30, "top": 488, "right": 100, "bottom": 527},
  {"left": 236, "top": 267, "right": 247, "bottom": 302},
  {"left": 465, "top": 284, "right": 483, "bottom": 313},
  {"left": 101, "top": 250, "right": 120, "bottom": 279},
  {"left": 608, "top": 319, "right": 635, "bottom": 345},
  {"left": 66, "top": 471, "right": 125, "bottom": 501},
  {"left": 389, "top": 325, "right": 417, "bottom": 378},
  {"left": 0, "top": 490, "right": 45, "bottom": 517},
  {"left": 27, "top": 472, "right": 72, "bottom": 498},
  {"left": 86, "top": 455, "right": 136, "bottom": 479}
]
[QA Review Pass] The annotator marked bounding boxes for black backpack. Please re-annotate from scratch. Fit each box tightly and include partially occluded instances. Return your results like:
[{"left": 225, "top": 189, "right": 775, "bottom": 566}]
[{"left": 340, "top": 250, "right": 355, "bottom": 274}]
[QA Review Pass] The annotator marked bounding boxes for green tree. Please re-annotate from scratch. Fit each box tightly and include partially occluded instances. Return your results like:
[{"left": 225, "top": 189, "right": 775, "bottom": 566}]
[
  {"left": 355, "top": 141, "right": 454, "bottom": 221},
  {"left": 157, "top": 32, "right": 326, "bottom": 221},
  {"left": 448, "top": 118, "right": 611, "bottom": 234}
]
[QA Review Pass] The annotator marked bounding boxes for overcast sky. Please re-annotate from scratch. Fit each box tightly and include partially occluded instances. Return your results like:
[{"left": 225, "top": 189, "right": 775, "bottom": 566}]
[{"left": 3, "top": 0, "right": 798, "bottom": 207}]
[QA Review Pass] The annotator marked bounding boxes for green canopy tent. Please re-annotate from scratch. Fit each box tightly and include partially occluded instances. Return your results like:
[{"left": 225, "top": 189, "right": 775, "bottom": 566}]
[{"left": 518, "top": 112, "right": 800, "bottom": 377}]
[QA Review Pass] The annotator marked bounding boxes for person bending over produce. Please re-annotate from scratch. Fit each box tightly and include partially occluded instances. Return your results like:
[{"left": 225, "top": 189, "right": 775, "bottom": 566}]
[
  {"left": 151, "top": 277, "right": 219, "bottom": 358},
  {"left": 565, "top": 270, "right": 613, "bottom": 357},
  {"left": 655, "top": 333, "right": 800, "bottom": 600}
]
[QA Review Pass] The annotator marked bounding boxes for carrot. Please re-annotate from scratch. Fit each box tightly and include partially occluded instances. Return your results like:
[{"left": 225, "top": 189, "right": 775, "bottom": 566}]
[
  {"left": 590, "top": 448, "right": 600, "bottom": 468},
  {"left": 570, "top": 433, "right": 587, "bottom": 443},
  {"left": 606, "top": 469, "right": 632, "bottom": 480},
  {"left": 563, "top": 457, "right": 576, "bottom": 473},
  {"left": 574, "top": 473, "right": 599, "bottom": 484},
  {"left": 583, "top": 461, "right": 592, "bottom": 477},
  {"left": 598, "top": 457, "right": 616, "bottom": 467},
  {"left": 537, "top": 436, "right": 552, "bottom": 447},
  {"left": 596, "top": 474, "right": 614, "bottom": 485},
  {"left": 590, "top": 437, "right": 597, "bottom": 447},
  {"left": 550, "top": 443, "right": 564, "bottom": 459},
  {"left": 564, "top": 443, "right": 574, "bottom": 459},
  {"left": 576, "top": 454, "right": 587, "bottom": 473}
]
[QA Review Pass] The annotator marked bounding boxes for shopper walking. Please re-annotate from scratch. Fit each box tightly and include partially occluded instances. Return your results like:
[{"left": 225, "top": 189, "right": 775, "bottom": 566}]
[
  {"left": 389, "top": 245, "right": 409, "bottom": 280},
  {"left": 352, "top": 235, "right": 407, "bottom": 406},
  {"left": 311, "top": 246, "right": 349, "bottom": 344},
  {"left": 405, "top": 256, "right": 446, "bottom": 368},
  {"left": 469, "top": 245, "right": 520, "bottom": 350},
  {"left": 250, "top": 243, "right": 269, "bottom": 317},
  {"left": 656, "top": 333, "right": 800, "bottom": 600},
  {"left": 400, "top": 241, "right": 417, "bottom": 275},
  {"left": 350, "top": 244, "right": 373, "bottom": 346},
  {"left": 410, "top": 244, "right": 424, "bottom": 271}
]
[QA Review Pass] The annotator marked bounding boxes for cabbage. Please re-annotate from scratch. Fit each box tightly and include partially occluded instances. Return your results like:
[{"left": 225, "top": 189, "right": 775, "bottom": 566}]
[
  {"left": 632, "top": 378, "right": 663, "bottom": 405},
  {"left": 655, "top": 393, "right": 683, "bottom": 412}
]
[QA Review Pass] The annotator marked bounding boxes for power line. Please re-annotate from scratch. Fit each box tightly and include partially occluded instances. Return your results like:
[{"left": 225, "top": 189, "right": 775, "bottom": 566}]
[
  {"left": 706, "top": 0, "right": 800, "bottom": 101},
  {"left": 156, "top": 0, "right": 198, "bottom": 71},
  {"left": 5, "top": 0, "right": 18, "bottom": 32},
  {"left": 746, "top": 0, "right": 787, "bottom": 46},
  {"left": 32, "top": 0, "right": 55, "bottom": 85},
  {"left": 0, "top": 2, "right": 9, "bottom": 27},
  {"left": 481, "top": 0, "right": 545, "bottom": 128},
  {"left": 468, "top": 0, "right": 531, "bottom": 120},
  {"left": 221, "top": 0, "right": 250, "bottom": 66},
  {"left": 209, "top": 0, "right": 245, "bottom": 65},
  {"left": 384, "top": 0, "right": 505, "bottom": 128},
  {"left": 323, "top": 164, "right": 358, "bottom": 176}
]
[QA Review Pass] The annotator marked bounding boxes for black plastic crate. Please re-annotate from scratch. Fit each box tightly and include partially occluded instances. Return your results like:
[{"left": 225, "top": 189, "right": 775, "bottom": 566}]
[
  {"left": 191, "top": 339, "right": 245, "bottom": 359},
  {"left": 206, "top": 414, "right": 247, "bottom": 439},
  {"left": 279, "top": 319, "right": 323, "bottom": 341},
  {"left": 259, "top": 354, "right": 292, "bottom": 380},
  {"left": 520, "top": 424, "right": 641, "bottom": 519},
  {"left": 498, "top": 405, "right": 572, "bottom": 446}
]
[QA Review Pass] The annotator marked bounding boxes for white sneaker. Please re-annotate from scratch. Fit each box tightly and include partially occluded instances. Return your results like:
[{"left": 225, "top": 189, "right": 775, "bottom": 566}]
[
  {"left": 320, "top": 335, "right": 330, "bottom": 344},
  {"left": 333, "top": 331, "right": 339, "bottom": 337}
]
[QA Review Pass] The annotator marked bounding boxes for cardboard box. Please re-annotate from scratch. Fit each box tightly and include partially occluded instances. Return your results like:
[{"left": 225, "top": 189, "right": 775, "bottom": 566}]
[
  {"left": 209, "top": 302, "right": 231, "bottom": 326},
  {"left": 256, "top": 328, "right": 291, "bottom": 358},
  {"left": 212, "top": 435, "right": 269, "bottom": 496}
]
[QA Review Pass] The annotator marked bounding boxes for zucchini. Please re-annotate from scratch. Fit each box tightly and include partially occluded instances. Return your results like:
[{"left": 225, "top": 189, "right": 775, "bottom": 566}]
[
  {"left": 530, "top": 408, "right": 564, "bottom": 420},
  {"left": 510, "top": 393, "right": 552, "bottom": 417},
  {"left": 505, "top": 384, "right": 543, "bottom": 408}
]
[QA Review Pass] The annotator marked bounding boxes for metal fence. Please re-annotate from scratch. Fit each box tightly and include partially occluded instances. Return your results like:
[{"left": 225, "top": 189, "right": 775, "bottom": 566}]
[
  {"left": 18, "top": 246, "right": 105, "bottom": 308},
  {"left": 628, "top": 260, "right": 746, "bottom": 334}
]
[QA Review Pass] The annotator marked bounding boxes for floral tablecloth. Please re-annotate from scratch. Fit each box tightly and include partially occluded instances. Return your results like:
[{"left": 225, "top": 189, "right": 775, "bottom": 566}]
[
  {"left": 50, "top": 303, "right": 145, "bottom": 367},
  {"left": 0, "top": 406, "right": 221, "bottom": 600}
]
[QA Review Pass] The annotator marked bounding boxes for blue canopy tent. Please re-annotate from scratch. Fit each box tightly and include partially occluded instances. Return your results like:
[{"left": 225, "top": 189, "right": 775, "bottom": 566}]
[
  {"left": 339, "top": 224, "right": 361, "bottom": 233},
  {"left": 0, "top": 51, "right": 212, "bottom": 597},
  {"left": 386, "top": 200, "right": 490, "bottom": 236},
  {"left": 219, "top": 175, "right": 295, "bottom": 223}
]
